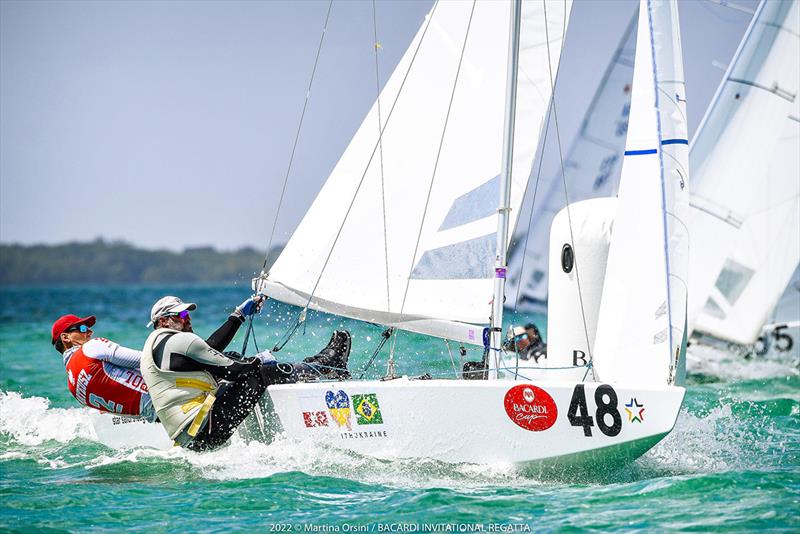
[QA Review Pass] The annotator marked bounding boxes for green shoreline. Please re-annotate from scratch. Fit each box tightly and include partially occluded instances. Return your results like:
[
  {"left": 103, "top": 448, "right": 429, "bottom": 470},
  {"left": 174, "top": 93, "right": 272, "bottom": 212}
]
[{"left": 0, "top": 239, "right": 282, "bottom": 285}]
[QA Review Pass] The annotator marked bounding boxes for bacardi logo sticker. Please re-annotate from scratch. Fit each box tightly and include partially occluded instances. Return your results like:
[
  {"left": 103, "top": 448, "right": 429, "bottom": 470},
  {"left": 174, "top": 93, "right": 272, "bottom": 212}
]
[{"left": 503, "top": 384, "right": 557, "bottom": 431}]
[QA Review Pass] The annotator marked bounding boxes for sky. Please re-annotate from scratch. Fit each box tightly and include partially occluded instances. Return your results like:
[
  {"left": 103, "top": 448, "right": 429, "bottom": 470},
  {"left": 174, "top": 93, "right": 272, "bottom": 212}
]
[{"left": 0, "top": 0, "right": 757, "bottom": 253}]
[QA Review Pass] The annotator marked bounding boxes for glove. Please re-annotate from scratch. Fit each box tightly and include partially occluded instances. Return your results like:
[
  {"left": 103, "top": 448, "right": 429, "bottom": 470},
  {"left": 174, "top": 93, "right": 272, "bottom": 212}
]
[{"left": 235, "top": 293, "right": 267, "bottom": 318}]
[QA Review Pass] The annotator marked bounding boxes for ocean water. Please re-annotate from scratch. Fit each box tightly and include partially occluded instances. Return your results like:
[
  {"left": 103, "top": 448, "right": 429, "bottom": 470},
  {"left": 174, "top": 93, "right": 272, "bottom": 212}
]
[{"left": 1, "top": 285, "right": 798, "bottom": 531}]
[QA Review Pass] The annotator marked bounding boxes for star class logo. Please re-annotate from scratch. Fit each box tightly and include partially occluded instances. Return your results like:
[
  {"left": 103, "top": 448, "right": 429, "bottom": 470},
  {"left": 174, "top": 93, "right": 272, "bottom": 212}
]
[
  {"left": 325, "top": 390, "right": 351, "bottom": 430},
  {"left": 353, "top": 394, "right": 383, "bottom": 425},
  {"left": 625, "top": 398, "right": 645, "bottom": 423},
  {"left": 503, "top": 384, "right": 558, "bottom": 432}
]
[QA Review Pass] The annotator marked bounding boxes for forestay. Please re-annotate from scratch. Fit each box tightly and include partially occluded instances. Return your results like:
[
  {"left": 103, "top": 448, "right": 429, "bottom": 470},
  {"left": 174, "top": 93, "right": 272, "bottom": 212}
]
[
  {"left": 263, "top": 0, "right": 572, "bottom": 345},
  {"left": 506, "top": 12, "right": 637, "bottom": 312},
  {"left": 687, "top": 0, "right": 800, "bottom": 346},
  {"left": 593, "top": 0, "right": 689, "bottom": 386}
]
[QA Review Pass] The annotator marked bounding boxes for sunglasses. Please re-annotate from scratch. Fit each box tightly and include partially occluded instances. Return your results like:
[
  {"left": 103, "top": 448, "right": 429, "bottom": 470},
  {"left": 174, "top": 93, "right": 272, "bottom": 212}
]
[
  {"left": 514, "top": 333, "right": 528, "bottom": 342},
  {"left": 166, "top": 310, "right": 191, "bottom": 320},
  {"left": 65, "top": 324, "right": 91, "bottom": 334}
]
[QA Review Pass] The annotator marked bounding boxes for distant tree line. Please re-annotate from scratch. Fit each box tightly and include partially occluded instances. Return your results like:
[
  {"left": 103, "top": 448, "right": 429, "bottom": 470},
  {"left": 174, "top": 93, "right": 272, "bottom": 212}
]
[{"left": 0, "top": 239, "right": 283, "bottom": 285}]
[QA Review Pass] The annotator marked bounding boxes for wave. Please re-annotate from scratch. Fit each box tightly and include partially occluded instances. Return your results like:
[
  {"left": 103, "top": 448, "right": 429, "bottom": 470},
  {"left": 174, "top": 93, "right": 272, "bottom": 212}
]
[
  {"left": 0, "top": 390, "right": 96, "bottom": 446},
  {"left": 1, "top": 387, "right": 792, "bottom": 488},
  {"left": 686, "top": 343, "right": 799, "bottom": 382}
]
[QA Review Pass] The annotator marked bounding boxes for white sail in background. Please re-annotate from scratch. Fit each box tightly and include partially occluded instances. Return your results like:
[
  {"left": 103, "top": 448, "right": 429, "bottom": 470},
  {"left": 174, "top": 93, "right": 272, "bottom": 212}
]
[
  {"left": 688, "top": 0, "right": 800, "bottom": 346},
  {"left": 506, "top": 12, "right": 637, "bottom": 312},
  {"left": 593, "top": 0, "right": 689, "bottom": 385},
  {"left": 263, "top": 0, "right": 572, "bottom": 345}
]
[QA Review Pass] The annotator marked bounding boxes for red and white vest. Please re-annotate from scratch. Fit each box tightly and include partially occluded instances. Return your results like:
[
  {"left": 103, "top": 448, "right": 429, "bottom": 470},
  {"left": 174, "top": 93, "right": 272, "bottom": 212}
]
[{"left": 63, "top": 338, "right": 150, "bottom": 416}]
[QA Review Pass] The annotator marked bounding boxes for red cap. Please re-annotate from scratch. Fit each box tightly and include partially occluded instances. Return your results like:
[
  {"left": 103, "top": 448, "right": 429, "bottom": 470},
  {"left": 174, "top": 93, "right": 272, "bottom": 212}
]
[{"left": 51, "top": 314, "right": 96, "bottom": 345}]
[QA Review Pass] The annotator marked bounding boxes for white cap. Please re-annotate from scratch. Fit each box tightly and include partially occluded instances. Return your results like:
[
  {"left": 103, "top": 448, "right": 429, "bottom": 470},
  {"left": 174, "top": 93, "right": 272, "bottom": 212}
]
[{"left": 147, "top": 296, "right": 197, "bottom": 327}]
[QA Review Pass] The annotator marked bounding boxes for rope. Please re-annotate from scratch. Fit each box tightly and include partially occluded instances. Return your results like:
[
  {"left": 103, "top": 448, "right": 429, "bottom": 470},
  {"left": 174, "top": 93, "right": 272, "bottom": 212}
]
[
  {"left": 372, "top": 0, "right": 392, "bottom": 314},
  {"left": 512, "top": 97, "right": 554, "bottom": 311},
  {"left": 261, "top": 0, "right": 334, "bottom": 272},
  {"left": 389, "top": 0, "right": 477, "bottom": 372},
  {"left": 444, "top": 339, "right": 459, "bottom": 378},
  {"left": 395, "top": 0, "right": 477, "bottom": 321},
  {"left": 300, "top": 0, "right": 442, "bottom": 316},
  {"left": 358, "top": 328, "right": 393, "bottom": 379},
  {"left": 542, "top": 0, "right": 595, "bottom": 375}
]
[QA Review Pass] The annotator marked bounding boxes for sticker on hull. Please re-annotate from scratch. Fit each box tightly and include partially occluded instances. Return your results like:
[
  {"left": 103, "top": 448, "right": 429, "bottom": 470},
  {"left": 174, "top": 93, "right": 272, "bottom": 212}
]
[
  {"left": 325, "top": 390, "right": 352, "bottom": 430},
  {"left": 503, "top": 384, "right": 558, "bottom": 431}
]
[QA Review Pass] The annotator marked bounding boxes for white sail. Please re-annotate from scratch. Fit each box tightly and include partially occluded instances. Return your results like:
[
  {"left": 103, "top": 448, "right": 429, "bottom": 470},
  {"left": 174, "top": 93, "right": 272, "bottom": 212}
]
[
  {"left": 264, "top": 0, "right": 572, "bottom": 345},
  {"left": 593, "top": 0, "right": 689, "bottom": 386},
  {"left": 688, "top": 0, "right": 800, "bottom": 346},
  {"left": 506, "top": 12, "right": 637, "bottom": 311}
]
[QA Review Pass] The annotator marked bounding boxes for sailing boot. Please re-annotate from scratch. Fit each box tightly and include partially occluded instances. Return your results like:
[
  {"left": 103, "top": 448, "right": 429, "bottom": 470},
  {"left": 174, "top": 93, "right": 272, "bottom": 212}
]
[{"left": 303, "top": 330, "right": 352, "bottom": 380}]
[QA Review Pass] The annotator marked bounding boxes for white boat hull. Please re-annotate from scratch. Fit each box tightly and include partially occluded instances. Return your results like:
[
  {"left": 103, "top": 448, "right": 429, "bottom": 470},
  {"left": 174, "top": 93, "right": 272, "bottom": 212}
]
[
  {"left": 89, "top": 412, "right": 173, "bottom": 450},
  {"left": 268, "top": 378, "right": 684, "bottom": 469}
]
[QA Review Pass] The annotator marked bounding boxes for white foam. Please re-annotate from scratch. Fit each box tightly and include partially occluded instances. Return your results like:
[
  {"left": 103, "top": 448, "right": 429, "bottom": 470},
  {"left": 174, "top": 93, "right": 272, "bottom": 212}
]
[
  {"left": 643, "top": 400, "right": 777, "bottom": 474},
  {"left": 0, "top": 390, "right": 96, "bottom": 446},
  {"left": 686, "top": 343, "right": 799, "bottom": 381}
]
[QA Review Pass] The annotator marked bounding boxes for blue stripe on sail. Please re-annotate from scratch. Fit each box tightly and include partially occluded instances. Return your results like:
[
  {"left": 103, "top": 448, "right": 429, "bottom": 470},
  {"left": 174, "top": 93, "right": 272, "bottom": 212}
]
[
  {"left": 624, "top": 148, "right": 658, "bottom": 155},
  {"left": 622, "top": 139, "right": 686, "bottom": 155}
]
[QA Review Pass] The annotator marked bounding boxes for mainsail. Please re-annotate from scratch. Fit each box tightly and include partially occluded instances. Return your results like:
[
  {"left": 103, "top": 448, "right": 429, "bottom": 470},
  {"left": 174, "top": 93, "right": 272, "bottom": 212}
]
[
  {"left": 263, "top": 0, "right": 572, "bottom": 345},
  {"left": 687, "top": 0, "right": 800, "bottom": 346},
  {"left": 593, "top": 0, "right": 690, "bottom": 386},
  {"left": 506, "top": 12, "right": 637, "bottom": 311}
]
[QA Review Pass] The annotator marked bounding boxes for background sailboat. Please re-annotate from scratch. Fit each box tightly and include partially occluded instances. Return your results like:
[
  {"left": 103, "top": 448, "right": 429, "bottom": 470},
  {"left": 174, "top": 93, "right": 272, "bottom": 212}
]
[{"left": 687, "top": 0, "right": 800, "bottom": 353}]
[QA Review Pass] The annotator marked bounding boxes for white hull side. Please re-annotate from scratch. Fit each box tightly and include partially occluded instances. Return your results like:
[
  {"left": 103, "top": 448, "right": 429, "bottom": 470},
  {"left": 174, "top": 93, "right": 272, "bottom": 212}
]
[
  {"left": 89, "top": 412, "right": 173, "bottom": 450},
  {"left": 268, "top": 378, "right": 684, "bottom": 467}
]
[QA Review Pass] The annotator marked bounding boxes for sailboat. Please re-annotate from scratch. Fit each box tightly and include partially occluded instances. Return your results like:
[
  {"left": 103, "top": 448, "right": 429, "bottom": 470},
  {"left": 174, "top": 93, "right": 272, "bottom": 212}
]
[
  {"left": 687, "top": 0, "right": 800, "bottom": 357},
  {"left": 254, "top": 0, "right": 689, "bottom": 469}
]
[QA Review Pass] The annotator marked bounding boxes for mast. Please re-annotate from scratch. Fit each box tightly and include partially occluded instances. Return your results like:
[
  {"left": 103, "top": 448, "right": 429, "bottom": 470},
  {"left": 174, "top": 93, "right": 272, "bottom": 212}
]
[{"left": 489, "top": 0, "right": 522, "bottom": 380}]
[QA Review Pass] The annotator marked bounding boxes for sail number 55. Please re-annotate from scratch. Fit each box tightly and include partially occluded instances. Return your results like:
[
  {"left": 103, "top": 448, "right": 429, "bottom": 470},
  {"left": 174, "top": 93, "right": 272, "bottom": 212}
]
[{"left": 567, "top": 384, "right": 622, "bottom": 437}]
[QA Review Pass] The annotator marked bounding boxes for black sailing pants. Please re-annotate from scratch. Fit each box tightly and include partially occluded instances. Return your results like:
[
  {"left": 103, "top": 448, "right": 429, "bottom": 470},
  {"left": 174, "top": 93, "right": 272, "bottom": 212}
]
[{"left": 186, "top": 361, "right": 305, "bottom": 451}]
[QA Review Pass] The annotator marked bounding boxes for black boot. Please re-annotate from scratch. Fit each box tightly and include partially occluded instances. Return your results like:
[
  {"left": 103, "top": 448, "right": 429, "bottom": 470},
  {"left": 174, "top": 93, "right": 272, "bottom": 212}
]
[{"left": 303, "top": 330, "right": 352, "bottom": 380}]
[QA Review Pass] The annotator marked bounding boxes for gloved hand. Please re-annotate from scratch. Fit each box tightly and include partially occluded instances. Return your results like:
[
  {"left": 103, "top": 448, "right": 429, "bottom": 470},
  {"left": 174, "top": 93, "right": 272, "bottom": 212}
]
[{"left": 235, "top": 293, "right": 267, "bottom": 318}]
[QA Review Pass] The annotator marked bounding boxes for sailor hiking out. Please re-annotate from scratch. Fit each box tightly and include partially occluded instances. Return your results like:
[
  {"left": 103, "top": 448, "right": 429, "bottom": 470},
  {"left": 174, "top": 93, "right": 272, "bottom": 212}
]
[
  {"left": 140, "top": 295, "right": 351, "bottom": 451},
  {"left": 52, "top": 314, "right": 156, "bottom": 420}
]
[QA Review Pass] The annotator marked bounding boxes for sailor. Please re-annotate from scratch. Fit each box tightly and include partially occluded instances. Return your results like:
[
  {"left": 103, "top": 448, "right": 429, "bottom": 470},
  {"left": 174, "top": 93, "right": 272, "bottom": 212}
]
[
  {"left": 52, "top": 314, "right": 156, "bottom": 420},
  {"left": 140, "top": 295, "right": 351, "bottom": 451},
  {"left": 510, "top": 323, "right": 547, "bottom": 363},
  {"left": 50, "top": 294, "right": 266, "bottom": 421}
]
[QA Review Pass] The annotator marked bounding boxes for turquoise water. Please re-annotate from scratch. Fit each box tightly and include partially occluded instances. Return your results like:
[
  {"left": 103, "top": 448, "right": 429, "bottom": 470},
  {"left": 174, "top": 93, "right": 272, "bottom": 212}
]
[{"left": 1, "top": 285, "right": 798, "bottom": 531}]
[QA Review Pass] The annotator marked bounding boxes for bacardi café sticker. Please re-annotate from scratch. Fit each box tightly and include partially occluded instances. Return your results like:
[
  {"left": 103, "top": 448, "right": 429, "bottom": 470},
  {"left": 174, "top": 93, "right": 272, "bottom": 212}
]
[{"left": 503, "top": 384, "right": 557, "bottom": 431}]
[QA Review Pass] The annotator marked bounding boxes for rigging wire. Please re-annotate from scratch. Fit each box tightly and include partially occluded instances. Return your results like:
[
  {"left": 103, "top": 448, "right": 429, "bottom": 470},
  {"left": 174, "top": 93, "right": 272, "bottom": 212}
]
[
  {"left": 542, "top": 0, "right": 596, "bottom": 378},
  {"left": 372, "top": 0, "right": 392, "bottom": 315},
  {"left": 298, "top": 1, "right": 442, "bottom": 318},
  {"left": 243, "top": 1, "right": 333, "bottom": 354},
  {"left": 390, "top": 0, "right": 478, "bottom": 367},
  {"left": 260, "top": 0, "right": 335, "bottom": 272},
  {"left": 270, "top": 0, "right": 441, "bottom": 353},
  {"left": 512, "top": 91, "right": 555, "bottom": 312}
]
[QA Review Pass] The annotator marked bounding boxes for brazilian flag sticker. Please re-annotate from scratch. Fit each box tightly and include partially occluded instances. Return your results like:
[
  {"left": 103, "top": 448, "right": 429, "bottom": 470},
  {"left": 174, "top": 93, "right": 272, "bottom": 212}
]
[{"left": 353, "top": 394, "right": 383, "bottom": 425}]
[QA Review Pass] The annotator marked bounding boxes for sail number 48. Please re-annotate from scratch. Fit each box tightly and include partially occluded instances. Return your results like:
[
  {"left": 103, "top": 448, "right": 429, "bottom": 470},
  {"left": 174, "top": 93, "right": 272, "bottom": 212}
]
[{"left": 567, "top": 384, "right": 622, "bottom": 437}]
